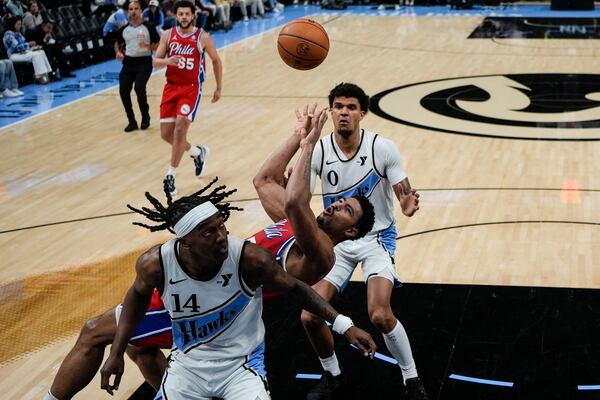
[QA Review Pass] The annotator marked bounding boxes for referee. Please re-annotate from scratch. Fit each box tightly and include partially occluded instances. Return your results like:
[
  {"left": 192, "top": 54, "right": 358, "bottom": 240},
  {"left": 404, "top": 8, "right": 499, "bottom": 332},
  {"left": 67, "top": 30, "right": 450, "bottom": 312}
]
[{"left": 115, "top": 0, "right": 160, "bottom": 132}]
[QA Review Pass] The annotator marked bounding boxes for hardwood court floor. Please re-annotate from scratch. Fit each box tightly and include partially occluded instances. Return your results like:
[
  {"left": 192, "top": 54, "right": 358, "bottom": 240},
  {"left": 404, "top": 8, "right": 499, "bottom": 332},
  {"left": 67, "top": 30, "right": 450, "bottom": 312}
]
[{"left": 1, "top": 12, "right": 599, "bottom": 399}]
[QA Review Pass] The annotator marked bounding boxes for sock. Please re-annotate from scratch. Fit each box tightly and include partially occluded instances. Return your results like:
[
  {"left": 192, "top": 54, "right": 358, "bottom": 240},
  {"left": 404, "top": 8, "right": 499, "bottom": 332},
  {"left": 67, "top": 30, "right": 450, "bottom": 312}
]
[
  {"left": 188, "top": 146, "right": 201, "bottom": 157},
  {"left": 319, "top": 353, "right": 341, "bottom": 377},
  {"left": 166, "top": 166, "right": 176, "bottom": 177},
  {"left": 383, "top": 320, "right": 418, "bottom": 383},
  {"left": 43, "top": 391, "right": 60, "bottom": 400}
]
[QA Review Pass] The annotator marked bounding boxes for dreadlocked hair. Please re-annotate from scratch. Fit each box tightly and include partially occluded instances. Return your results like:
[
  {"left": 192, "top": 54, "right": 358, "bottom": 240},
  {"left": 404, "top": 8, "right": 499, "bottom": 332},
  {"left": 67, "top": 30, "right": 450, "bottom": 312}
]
[{"left": 127, "top": 177, "right": 243, "bottom": 233}]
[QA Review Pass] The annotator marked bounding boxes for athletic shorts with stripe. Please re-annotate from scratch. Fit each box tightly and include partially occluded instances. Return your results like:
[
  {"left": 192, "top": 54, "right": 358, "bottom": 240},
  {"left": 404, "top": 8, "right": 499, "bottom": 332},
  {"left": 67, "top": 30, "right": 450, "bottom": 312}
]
[
  {"left": 153, "top": 343, "right": 270, "bottom": 400},
  {"left": 324, "top": 223, "right": 401, "bottom": 293},
  {"left": 159, "top": 82, "right": 202, "bottom": 123}
]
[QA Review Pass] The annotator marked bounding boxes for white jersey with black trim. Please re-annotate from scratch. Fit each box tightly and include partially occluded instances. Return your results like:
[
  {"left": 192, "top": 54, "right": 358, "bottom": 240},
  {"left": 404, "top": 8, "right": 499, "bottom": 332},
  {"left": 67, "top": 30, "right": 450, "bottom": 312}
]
[
  {"left": 311, "top": 129, "right": 407, "bottom": 234},
  {"left": 159, "top": 236, "right": 264, "bottom": 361}
]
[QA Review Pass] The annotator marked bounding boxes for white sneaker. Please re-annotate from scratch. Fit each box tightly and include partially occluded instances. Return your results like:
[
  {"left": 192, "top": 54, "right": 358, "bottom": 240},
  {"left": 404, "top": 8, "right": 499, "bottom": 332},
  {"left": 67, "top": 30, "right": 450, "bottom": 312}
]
[
  {"left": 0, "top": 92, "right": 3, "bottom": 99},
  {"left": 243, "top": 15, "right": 249, "bottom": 21},
  {"left": 2, "top": 88, "right": 19, "bottom": 98},
  {"left": 11, "top": 89, "right": 24, "bottom": 96}
]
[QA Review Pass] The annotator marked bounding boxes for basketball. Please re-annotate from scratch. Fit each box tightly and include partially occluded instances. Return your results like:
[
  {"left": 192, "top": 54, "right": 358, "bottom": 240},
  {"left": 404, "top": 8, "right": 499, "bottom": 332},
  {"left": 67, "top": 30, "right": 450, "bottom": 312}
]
[{"left": 277, "top": 18, "right": 329, "bottom": 71}]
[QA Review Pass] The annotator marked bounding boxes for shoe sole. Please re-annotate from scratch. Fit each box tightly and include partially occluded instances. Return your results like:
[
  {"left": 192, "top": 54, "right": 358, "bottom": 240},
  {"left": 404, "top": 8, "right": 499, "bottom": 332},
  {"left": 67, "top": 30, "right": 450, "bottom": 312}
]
[{"left": 196, "top": 146, "right": 210, "bottom": 178}]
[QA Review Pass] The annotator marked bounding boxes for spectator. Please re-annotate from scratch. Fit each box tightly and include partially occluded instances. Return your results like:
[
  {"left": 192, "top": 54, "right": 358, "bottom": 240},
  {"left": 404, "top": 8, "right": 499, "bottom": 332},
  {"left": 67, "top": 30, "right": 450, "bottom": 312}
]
[
  {"left": 248, "top": 0, "right": 264, "bottom": 18},
  {"left": 142, "top": 0, "right": 164, "bottom": 34},
  {"left": 30, "top": 19, "right": 76, "bottom": 78},
  {"left": 0, "top": 1, "right": 11, "bottom": 18},
  {"left": 263, "top": 0, "right": 283, "bottom": 12},
  {"left": 0, "top": 59, "right": 24, "bottom": 97},
  {"left": 115, "top": 0, "right": 159, "bottom": 131},
  {"left": 5, "top": 0, "right": 24, "bottom": 17},
  {"left": 103, "top": 0, "right": 129, "bottom": 38},
  {"left": 22, "top": 1, "right": 43, "bottom": 34},
  {"left": 3, "top": 16, "right": 52, "bottom": 84},
  {"left": 161, "top": 0, "right": 177, "bottom": 28},
  {"left": 229, "top": 0, "right": 248, "bottom": 22}
]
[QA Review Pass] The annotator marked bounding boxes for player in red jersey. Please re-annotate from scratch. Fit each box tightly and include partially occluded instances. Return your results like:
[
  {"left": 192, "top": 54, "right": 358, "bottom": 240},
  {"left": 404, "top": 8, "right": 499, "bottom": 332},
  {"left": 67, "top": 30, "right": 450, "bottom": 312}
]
[
  {"left": 42, "top": 106, "right": 375, "bottom": 400},
  {"left": 153, "top": 0, "right": 223, "bottom": 196}
]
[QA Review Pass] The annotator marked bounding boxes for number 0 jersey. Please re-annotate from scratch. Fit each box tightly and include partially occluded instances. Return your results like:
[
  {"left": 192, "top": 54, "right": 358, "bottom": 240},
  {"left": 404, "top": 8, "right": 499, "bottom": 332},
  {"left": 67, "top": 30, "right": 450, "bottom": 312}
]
[
  {"left": 311, "top": 130, "right": 407, "bottom": 234},
  {"left": 165, "top": 26, "right": 206, "bottom": 86},
  {"left": 159, "top": 236, "right": 264, "bottom": 360}
]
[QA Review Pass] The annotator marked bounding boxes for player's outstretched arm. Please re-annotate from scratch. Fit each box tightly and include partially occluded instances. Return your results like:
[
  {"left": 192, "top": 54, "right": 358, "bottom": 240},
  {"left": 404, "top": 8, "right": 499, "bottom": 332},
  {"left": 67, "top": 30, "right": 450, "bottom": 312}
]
[
  {"left": 241, "top": 243, "right": 377, "bottom": 357},
  {"left": 100, "top": 246, "right": 162, "bottom": 395},
  {"left": 284, "top": 107, "right": 334, "bottom": 265},
  {"left": 253, "top": 104, "right": 317, "bottom": 222}
]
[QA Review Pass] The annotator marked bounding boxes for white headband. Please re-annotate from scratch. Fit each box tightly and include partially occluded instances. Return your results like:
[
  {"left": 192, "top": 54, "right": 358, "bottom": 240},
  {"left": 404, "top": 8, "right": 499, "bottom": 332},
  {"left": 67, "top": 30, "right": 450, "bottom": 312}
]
[{"left": 174, "top": 202, "right": 219, "bottom": 238}]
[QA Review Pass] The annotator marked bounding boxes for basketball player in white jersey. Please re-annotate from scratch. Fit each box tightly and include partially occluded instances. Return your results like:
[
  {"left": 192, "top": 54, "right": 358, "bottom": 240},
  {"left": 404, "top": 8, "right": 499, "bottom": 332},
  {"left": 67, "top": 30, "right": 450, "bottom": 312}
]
[
  {"left": 301, "top": 83, "right": 429, "bottom": 400},
  {"left": 41, "top": 107, "right": 376, "bottom": 400},
  {"left": 99, "top": 108, "right": 377, "bottom": 400}
]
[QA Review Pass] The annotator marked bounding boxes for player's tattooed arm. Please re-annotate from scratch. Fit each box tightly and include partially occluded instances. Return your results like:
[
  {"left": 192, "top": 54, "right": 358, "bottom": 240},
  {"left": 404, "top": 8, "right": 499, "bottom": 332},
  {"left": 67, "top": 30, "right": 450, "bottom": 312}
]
[{"left": 393, "top": 177, "right": 420, "bottom": 217}]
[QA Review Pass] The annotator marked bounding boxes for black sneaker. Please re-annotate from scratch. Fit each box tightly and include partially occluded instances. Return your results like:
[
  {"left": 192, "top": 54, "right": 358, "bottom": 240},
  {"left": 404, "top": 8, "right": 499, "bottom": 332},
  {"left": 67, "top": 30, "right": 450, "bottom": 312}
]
[
  {"left": 124, "top": 122, "right": 138, "bottom": 132},
  {"left": 164, "top": 175, "right": 177, "bottom": 196},
  {"left": 405, "top": 377, "right": 429, "bottom": 400},
  {"left": 306, "top": 371, "right": 343, "bottom": 400},
  {"left": 192, "top": 146, "right": 210, "bottom": 178},
  {"left": 141, "top": 115, "right": 150, "bottom": 130}
]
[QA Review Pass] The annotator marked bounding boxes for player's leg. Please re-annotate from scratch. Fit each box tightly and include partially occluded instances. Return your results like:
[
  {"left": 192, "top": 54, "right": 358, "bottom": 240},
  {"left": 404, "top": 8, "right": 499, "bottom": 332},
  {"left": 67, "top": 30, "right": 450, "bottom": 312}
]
[
  {"left": 119, "top": 65, "right": 138, "bottom": 131},
  {"left": 134, "top": 61, "right": 153, "bottom": 129},
  {"left": 125, "top": 346, "right": 168, "bottom": 390},
  {"left": 362, "top": 244, "right": 428, "bottom": 399},
  {"left": 47, "top": 308, "right": 118, "bottom": 400}
]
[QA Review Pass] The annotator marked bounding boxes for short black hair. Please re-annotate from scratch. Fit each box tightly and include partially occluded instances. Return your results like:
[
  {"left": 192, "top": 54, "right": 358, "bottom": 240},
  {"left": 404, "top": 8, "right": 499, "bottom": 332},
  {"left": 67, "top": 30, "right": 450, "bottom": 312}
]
[
  {"left": 173, "top": 0, "right": 195, "bottom": 13},
  {"left": 328, "top": 82, "right": 370, "bottom": 113},
  {"left": 7, "top": 16, "right": 23, "bottom": 31},
  {"left": 351, "top": 195, "right": 375, "bottom": 240}
]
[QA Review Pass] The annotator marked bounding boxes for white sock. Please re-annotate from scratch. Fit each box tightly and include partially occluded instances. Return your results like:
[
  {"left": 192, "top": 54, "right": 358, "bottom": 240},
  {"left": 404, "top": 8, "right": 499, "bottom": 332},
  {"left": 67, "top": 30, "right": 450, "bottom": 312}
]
[
  {"left": 319, "top": 353, "right": 341, "bottom": 377},
  {"left": 383, "top": 320, "right": 418, "bottom": 383},
  {"left": 188, "top": 146, "right": 201, "bottom": 157},
  {"left": 43, "top": 391, "right": 60, "bottom": 400},
  {"left": 166, "top": 166, "right": 176, "bottom": 177}
]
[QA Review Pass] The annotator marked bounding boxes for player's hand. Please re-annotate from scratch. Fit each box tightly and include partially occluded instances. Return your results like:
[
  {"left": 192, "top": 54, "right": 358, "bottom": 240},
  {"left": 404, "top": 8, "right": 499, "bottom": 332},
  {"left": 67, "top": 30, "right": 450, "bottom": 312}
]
[
  {"left": 344, "top": 326, "right": 376, "bottom": 359},
  {"left": 300, "top": 106, "right": 328, "bottom": 148},
  {"left": 212, "top": 88, "right": 221, "bottom": 103},
  {"left": 293, "top": 103, "right": 317, "bottom": 138},
  {"left": 400, "top": 189, "right": 420, "bottom": 217},
  {"left": 167, "top": 55, "right": 183, "bottom": 66},
  {"left": 115, "top": 51, "right": 124, "bottom": 61},
  {"left": 100, "top": 354, "right": 124, "bottom": 395}
]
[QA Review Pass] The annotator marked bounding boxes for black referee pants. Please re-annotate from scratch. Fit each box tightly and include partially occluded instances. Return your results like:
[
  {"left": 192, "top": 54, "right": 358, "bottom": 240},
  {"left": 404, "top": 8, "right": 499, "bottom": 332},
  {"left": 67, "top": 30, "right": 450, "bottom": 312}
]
[{"left": 119, "top": 56, "right": 153, "bottom": 124}]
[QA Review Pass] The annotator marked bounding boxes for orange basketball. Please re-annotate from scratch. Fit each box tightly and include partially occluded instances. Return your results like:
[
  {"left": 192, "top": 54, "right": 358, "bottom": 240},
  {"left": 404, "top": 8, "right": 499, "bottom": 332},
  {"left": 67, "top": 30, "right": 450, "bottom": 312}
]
[{"left": 277, "top": 18, "right": 329, "bottom": 71}]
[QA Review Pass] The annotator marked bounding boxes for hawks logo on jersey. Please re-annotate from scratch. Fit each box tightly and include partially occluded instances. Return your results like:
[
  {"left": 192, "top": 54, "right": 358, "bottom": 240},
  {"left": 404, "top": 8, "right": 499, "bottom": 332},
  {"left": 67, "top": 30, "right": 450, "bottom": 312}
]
[{"left": 165, "top": 27, "right": 206, "bottom": 85}]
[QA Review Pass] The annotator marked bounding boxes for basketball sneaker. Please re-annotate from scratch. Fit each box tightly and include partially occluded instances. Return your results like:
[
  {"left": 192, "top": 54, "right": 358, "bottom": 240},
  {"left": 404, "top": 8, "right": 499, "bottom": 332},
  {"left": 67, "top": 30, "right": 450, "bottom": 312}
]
[
  {"left": 406, "top": 377, "right": 429, "bottom": 400},
  {"left": 192, "top": 146, "right": 210, "bottom": 178},
  {"left": 164, "top": 175, "right": 177, "bottom": 196},
  {"left": 305, "top": 371, "right": 344, "bottom": 400}
]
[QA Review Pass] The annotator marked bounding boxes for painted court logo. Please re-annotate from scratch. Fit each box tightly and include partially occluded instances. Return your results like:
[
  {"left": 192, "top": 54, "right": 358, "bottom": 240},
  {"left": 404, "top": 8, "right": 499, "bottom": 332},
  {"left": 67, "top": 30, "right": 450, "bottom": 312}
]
[{"left": 370, "top": 74, "right": 600, "bottom": 140}]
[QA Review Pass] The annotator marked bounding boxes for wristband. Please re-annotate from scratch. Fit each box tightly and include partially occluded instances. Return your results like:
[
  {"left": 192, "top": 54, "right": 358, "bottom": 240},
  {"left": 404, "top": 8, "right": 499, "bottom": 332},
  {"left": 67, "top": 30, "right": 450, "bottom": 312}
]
[{"left": 332, "top": 315, "right": 354, "bottom": 335}]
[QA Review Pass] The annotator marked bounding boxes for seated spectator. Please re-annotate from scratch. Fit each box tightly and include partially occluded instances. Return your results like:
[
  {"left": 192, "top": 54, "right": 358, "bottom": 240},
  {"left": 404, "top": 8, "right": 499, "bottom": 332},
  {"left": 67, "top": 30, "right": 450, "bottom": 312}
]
[
  {"left": 248, "top": 0, "right": 264, "bottom": 18},
  {"left": 229, "top": 0, "right": 248, "bottom": 21},
  {"left": 30, "top": 19, "right": 76, "bottom": 78},
  {"left": 263, "top": 0, "right": 283, "bottom": 12},
  {"left": 142, "top": 0, "right": 164, "bottom": 35},
  {"left": 0, "top": 0, "right": 11, "bottom": 18},
  {"left": 160, "top": 0, "right": 176, "bottom": 28},
  {"left": 3, "top": 16, "right": 52, "bottom": 84},
  {"left": 22, "top": 1, "right": 43, "bottom": 34},
  {"left": 5, "top": 0, "right": 24, "bottom": 17},
  {"left": 103, "top": 0, "right": 129, "bottom": 39},
  {"left": 0, "top": 59, "right": 24, "bottom": 97}
]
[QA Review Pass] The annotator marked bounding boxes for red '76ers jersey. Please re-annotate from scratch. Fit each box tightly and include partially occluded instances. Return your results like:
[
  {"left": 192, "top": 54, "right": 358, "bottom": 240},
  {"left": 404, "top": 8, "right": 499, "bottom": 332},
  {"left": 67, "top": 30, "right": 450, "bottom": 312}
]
[
  {"left": 165, "top": 27, "right": 206, "bottom": 86},
  {"left": 247, "top": 219, "right": 296, "bottom": 265}
]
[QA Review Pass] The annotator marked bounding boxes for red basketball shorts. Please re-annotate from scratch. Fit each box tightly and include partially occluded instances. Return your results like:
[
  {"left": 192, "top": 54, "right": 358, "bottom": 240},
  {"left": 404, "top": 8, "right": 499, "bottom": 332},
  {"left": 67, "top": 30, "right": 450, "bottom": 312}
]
[{"left": 159, "top": 82, "right": 202, "bottom": 123}]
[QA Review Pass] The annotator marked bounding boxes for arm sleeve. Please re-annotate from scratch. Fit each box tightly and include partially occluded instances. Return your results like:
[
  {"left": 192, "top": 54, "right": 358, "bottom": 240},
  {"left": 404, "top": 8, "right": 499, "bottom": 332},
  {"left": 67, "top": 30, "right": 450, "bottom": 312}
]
[
  {"left": 374, "top": 137, "right": 406, "bottom": 186},
  {"left": 310, "top": 140, "right": 323, "bottom": 193}
]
